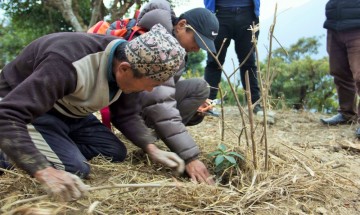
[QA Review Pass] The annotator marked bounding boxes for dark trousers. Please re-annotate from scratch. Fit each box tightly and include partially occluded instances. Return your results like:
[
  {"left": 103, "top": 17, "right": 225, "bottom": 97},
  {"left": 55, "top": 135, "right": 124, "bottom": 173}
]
[
  {"left": 327, "top": 29, "right": 360, "bottom": 120},
  {"left": 29, "top": 112, "right": 126, "bottom": 177},
  {"left": 175, "top": 78, "right": 209, "bottom": 126},
  {"left": 204, "top": 6, "right": 260, "bottom": 103}
]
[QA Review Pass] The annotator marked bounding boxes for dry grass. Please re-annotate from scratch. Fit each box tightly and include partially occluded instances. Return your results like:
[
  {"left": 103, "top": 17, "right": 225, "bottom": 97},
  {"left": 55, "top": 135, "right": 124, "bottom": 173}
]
[{"left": 1, "top": 108, "right": 360, "bottom": 215}]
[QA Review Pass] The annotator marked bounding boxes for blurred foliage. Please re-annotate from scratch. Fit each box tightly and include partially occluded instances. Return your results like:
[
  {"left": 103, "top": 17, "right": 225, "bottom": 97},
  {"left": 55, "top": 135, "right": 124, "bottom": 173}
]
[
  {"left": 0, "top": 0, "right": 187, "bottom": 68},
  {"left": 0, "top": 0, "right": 91, "bottom": 67},
  {"left": 263, "top": 36, "right": 337, "bottom": 113},
  {"left": 205, "top": 36, "right": 336, "bottom": 113},
  {"left": 183, "top": 51, "right": 206, "bottom": 78}
]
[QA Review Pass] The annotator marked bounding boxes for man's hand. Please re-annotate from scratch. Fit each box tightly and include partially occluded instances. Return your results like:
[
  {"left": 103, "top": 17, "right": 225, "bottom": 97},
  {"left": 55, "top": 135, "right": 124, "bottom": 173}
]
[
  {"left": 197, "top": 99, "right": 215, "bottom": 113},
  {"left": 145, "top": 144, "right": 185, "bottom": 174},
  {"left": 186, "top": 159, "right": 215, "bottom": 185},
  {"left": 34, "top": 167, "right": 89, "bottom": 202}
]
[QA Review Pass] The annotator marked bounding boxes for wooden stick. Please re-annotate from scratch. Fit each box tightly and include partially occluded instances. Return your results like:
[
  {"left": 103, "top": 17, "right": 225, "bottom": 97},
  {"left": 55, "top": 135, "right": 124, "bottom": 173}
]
[
  {"left": 0, "top": 167, "right": 25, "bottom": 178},
  {"left": 3, "top": 182, "right": 180, "bottom": 209},
  {"left": 293, "top": 155, "right": 315, "bottom": 177},
  {"left": 88, "top": 182, "right": 179, "bottom": 191},
  {"left": 245, "top": 70, "right": 257, "bottom": 169}
]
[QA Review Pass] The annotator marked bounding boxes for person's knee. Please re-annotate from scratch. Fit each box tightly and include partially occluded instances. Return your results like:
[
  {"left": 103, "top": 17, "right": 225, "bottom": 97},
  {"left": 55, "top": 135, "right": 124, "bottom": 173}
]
[
  {"left": 184, "top": 78, "right": 209, "bottom": 100},
  {"left": 0, "top": 151, "right": 13, "bottom": 173},
  {"left": 197, "top": 79, "right": 210, "bottom": 99},
  {"left": 108, "top": 142, "right": 127, "bottom": 162},
  {"left": 112, "top": 146, "right": 127, "bottom": 162},
  {"left": 67, "top": 160, "right": 91, "bottom": 178}
]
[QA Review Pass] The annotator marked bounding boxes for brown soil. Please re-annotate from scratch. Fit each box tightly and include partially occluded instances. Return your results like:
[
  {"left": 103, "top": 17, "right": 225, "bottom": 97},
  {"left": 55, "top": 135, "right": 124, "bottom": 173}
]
[{"left": 1, "top": 107, "right": 359, "bottom": 214}]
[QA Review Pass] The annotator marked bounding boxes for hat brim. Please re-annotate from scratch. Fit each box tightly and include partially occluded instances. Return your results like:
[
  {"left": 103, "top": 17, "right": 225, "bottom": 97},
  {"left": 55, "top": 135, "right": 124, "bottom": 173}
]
[{"left": 194, "top": 31, "right": 216, "bottom": 53}]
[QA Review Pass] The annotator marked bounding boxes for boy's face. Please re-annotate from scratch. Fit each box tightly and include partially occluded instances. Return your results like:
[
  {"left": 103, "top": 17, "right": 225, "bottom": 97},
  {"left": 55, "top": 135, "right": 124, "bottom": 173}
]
[{"left": 174, "top": 20, "right": 200, "bottom": 53}]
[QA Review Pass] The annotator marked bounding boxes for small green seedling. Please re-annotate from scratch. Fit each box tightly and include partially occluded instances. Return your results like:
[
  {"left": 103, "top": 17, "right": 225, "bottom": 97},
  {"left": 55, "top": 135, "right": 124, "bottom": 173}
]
[{"left": 208, "top": 144, "right": 244, "bottom": 173}]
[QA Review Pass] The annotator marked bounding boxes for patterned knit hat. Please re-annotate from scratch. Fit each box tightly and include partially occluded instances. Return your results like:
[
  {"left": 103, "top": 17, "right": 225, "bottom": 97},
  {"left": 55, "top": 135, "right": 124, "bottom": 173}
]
[{"left": 125, "top": 24, "right": 186, "bottom": 82}]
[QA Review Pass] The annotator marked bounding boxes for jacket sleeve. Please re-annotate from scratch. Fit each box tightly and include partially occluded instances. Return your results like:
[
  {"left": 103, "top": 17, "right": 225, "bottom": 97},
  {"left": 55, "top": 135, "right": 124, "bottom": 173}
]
[
  {"left": 137, "top": 0, "right": 174, "bottom": 33},
  {"left": 0, "top": 54, "right": 77, "bottom": 176},
  {"left": 110, "top": 92, "right": 157, "bottom": 150},
  {"left": 140, "top": 79, "right": 200, "bottom": 162}
]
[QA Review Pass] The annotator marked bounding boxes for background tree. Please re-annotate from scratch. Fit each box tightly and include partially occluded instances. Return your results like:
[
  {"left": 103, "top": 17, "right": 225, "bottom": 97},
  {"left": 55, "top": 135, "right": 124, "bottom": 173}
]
[
  {"left": 0, "top": 0, "right": 189, "bottom": 68},
  {"left": 183, "top": 51, "right": 206, "bottom": 78},
  {"left": 266, "top": 36, "right": 337, "bottom": 112}
]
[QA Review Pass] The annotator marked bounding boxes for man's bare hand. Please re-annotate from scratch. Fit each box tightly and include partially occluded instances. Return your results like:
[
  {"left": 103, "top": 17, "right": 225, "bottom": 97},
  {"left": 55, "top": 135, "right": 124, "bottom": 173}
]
[
  {"left": 34, "top": 167, "right": 89, "bottom": 201},
  {"left": 197, "top": 99, "right": 215, "bottom": 113},
  {"left": 186, "top": 159, "right": 215, "bottom": 185},
  {"left": 145, "top": 144, "right": 185, "bottom": 174}
]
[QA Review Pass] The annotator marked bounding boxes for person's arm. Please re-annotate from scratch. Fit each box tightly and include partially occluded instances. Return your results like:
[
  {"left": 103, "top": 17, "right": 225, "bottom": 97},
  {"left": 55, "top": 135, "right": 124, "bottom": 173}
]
[
  {"left": 137, "top": 0, "right": 173, "bottom": 33},
  {"left": 0, "top": 54, "right": 88, "bottom": 200},
  {"left": 141, "top": 84, "right": 200, "bottom": 162},
  {"left": 110, "top": 93, "right": 185, "bottom": 173},
  {"left": 110, "top": 92, "right": 157, "bottom": 149},
  {"left": 140, "top": 84, "right": 214, "bottom": 184}
]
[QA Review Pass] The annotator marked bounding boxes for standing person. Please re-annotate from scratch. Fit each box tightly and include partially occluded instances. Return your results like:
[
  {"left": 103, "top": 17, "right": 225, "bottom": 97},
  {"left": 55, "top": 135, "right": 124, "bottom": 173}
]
[
  {"left": 0, "top": 24, "right": 186, "bottom": 201},
  {"left": 101, "top": 0, "right": 219, "bottom": 184},
  {"left": 203, "top": 0, "right": 262, "bottom": 114},
  {"left": 320, "top": 0, "right": 360, "bottom": 137}
]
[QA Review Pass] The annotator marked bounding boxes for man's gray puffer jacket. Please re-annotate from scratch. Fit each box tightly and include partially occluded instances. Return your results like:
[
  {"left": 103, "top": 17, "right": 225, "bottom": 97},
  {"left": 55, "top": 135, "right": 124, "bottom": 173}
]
[{"left": 112, "top": 0, "right": 202, "bottom": 162}]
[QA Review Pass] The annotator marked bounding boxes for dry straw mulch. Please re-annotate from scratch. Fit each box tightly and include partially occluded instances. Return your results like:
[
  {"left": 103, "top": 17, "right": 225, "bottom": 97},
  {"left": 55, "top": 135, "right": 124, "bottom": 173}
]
[{"left": 1, "top": 108, "right": 360, "bottom": 215}]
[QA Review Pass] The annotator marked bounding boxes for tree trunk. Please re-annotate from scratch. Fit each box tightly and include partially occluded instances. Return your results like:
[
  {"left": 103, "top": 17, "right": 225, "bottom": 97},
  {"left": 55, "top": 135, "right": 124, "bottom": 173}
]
[
  {"left": 89, "top": 0, "right": 105, "bottom": 27},
  {"left": 110, "top": 0, "right": 136, "bottom": 21},
  {"left": 45, "top": 0, "right": 86, "bottom": 32}
]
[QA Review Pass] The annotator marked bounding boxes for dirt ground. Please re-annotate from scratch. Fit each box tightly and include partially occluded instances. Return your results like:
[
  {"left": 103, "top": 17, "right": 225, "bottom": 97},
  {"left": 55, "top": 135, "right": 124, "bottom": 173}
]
[{"left": 1, "top": 106, "right": 360, "bottom": 214}]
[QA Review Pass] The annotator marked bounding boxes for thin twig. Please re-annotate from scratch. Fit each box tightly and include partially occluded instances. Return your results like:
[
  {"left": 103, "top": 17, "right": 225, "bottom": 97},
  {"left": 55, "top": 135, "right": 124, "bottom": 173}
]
[
  {"left": 219, "top": 86, "right": 225, "bottom": 141},
  {"left": 3, "top": 182, "right": 180, "bottom": 210},
  {"left": 0, "top": 167, "right": 25, "bottom": 178},
  {"left": 293, "top": 155, "right": 315, "bottom": 177},
  {"left": 88, "top": 182, "right": 179, "bottom": 191},
  {"left": 245, "top": 70, "right": 257, "bottom": 169}
]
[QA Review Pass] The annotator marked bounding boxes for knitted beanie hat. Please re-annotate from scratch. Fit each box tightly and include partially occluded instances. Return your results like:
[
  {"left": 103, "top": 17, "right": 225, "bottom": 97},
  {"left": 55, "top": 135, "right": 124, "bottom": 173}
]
[{"left": 125, "top": 23, "right": 186, "bottom": 82}]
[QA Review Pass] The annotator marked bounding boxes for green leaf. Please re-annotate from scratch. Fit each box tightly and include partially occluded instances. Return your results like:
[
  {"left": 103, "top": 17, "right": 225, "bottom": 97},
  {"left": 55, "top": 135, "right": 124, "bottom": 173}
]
[
  {"left": 228, "top": 152, "right": 245, "bottom": 160},
  {"left": 215, "top": 155, "right": 224, "bottom": 166},
  {"left": 224, "top": 155, "right": 236, "bottom": 164},
  {"left": 218, "top": 144, "right": 227, "bottom": 152},
  {"left": 208, "top": 151, "right": 221, "bottom": 157}
]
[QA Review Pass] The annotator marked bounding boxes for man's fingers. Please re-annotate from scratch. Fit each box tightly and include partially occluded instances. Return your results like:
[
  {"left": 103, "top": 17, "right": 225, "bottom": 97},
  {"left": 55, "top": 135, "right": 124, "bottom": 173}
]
[
  {"left": 35, "top": 167, "right": 89, "bottom": 202},
  {"left": 205, "top": 175, "right": 215, "bottom": 185},
  {"left": 168, "top": 154, "right": 185, "bottom": 174},
  {"left": 176, "top": 161, "right": 185, "bottom": 174},
  {"left": 70, "top": 174, "right": 90, "bottom": 193},
  {"left": 68, "top": 174, "right": 89, "bottom": 200},
  {"left": 162, "top": 158, "right": 178, "bottom": 168},
  {"left": 47, "top": 184, "right": 72, "bottom": 202}
]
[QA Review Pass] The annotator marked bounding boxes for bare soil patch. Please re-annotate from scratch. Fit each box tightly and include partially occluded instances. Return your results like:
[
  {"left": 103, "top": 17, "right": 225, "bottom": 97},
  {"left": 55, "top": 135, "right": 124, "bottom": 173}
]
[{"left": 1, "top": 107, "right": 360, "bottom": 214}]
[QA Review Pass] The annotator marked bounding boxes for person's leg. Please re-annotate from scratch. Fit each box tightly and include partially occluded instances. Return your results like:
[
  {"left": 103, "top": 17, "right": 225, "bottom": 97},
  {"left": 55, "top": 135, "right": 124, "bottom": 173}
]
[
  {"left": 30, "top": 113, "right": 91, "bottom": 177},
  {"left": 31, "top": 112, "right": 126, "bottom": 178},
  {"left": 0, "top": 78, "right": 13, "bottom": 171},
  {"left": 69, "top": 114, "right": 127, "bottom": 162},
  {"left": 233, "top": 8, "right": 261, "bottom": 105},
  {"left": 345, "top": 29, "right": 360, "bottom": 123},
  {"left": 204, "top": 11, "right": 233, "bottom": 100},
  {"left": 0, "top": 148, "right": 12, "bottom": 170},
  {"left": 175, "top": 78, "right": 209, "bottom": 125},
  {"left": 327, "top": 30, "right": 357, "bottom": 118}
]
